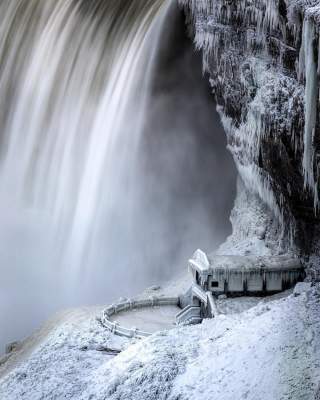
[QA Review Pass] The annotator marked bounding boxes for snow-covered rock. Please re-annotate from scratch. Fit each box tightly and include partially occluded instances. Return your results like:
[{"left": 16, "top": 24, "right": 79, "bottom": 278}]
[
  {"left": 179, "top": 0, "right": 320, "bottom": 262},
  {"left": 294, "top": 281, "right": 312, "bottom": 295}
]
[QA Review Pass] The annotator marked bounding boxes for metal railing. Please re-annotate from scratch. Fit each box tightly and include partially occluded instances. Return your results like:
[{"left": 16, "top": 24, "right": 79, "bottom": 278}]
[
  {"left": 100, "top": 296, "right": 180, "bottom": 339},
  {"left": 192, "top": 284, "right": 208, "bottom": 304},
  {"left": 190, "top": 284, "right": 220, "bottom": 319},
  {"left": 206, "top": 291, "right": 219, "bottom": 318},
  {"left": 175, "top": 305, "right": 201, "bottom": 326}
]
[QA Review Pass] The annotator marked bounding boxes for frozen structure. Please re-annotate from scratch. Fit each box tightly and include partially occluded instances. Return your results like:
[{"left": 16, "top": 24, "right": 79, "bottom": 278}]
[
  {"left": 176, "top": 249, "right": 305, "bottom": 324},
  {"left": 100, "top": 296, "right": 180, "bottom": 338},
  {"left": 179, "top": 0, "right": 320, "bottom": 277},
  {"left": 100, "top": 249, "right": 305, "bottom": 333},
  {"left": 190, "top": 250, "right": 305, "bottom": 295}
]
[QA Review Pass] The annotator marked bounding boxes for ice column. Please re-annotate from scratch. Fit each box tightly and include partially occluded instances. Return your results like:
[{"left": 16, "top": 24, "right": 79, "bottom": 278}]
[{"left": 301, "top": 18, "right": 318, "bottom": 199}]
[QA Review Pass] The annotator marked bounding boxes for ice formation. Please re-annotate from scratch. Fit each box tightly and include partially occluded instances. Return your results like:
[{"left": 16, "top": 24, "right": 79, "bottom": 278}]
[
  {"left": 179, "top": 0, "right": 320, "bottom": 256},
  {"left": 300, "top": 18, "right": 318, "bottom": 195}
]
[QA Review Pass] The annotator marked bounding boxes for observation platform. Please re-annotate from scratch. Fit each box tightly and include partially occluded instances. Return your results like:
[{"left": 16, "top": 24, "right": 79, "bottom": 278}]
[
  {"left": 101, "top": 250, "right": 305, "bottom": 336},
  {"left": 100, "top": 296, "right": 181, "bottom": 338}
]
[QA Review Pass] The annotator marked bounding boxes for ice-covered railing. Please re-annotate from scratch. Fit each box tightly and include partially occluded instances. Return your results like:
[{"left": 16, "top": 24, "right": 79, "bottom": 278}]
[
  {"left": 175, "top": 305, "right": 202, "bottom": 325},
  {"left": 100, "top": 296, "right": 180, "bottom": 338}
]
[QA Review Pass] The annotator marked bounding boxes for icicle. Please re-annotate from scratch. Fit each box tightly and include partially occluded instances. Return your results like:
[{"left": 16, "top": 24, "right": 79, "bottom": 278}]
[
  {"left": 301, "top": 18, "right": 318, "bottom": 195},
  {"left": 262, "top": 0, "right": 280, "bottom": 33},
  {"left": 179, "top": 0, "right": 316, "bottom": 241},
  {"left": 298, "top": 22, "right": 306, "bottom": 81}
]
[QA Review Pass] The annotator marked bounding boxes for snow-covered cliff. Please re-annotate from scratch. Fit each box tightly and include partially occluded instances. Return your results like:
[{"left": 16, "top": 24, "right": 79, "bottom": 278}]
[{"left": 179, "top": 0, "right": 320, "bottom": 271}]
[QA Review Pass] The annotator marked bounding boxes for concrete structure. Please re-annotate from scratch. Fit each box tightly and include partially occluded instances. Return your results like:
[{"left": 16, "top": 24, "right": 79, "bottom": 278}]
[
  {"left": 189, "top": 250, "right": 305, "bottom": 296},
  {"left": 101, "top": 250, "right": 305, "bottom": 333},
  {"left": 176, "top": 249, "right": 305, "bottom": 325}
]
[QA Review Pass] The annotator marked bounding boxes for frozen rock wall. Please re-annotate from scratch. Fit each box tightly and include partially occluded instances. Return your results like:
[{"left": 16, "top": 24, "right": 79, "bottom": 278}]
[{"left": 179, "top": 0, "right": 320, "bottom": 269}]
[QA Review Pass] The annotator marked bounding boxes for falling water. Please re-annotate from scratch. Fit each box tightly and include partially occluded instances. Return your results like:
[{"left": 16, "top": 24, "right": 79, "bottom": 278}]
[
  {"left": 0, "top": 0, "right": 237, "bottom": 352},
  {"left": 0, "top": 0, "right": 168, "bottom": 270},
  {"left": 0, "top": 0, "right": 171, "bottom": 350}
]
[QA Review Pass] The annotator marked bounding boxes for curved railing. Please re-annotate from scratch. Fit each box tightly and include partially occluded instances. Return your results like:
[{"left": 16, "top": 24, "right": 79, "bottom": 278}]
[{"left": 100, "top": 296, "right": 180, "bottom": 339}]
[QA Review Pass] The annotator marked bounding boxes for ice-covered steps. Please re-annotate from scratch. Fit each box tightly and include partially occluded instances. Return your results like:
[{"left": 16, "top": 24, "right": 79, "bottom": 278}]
[{"left": 175, "top": 305, "right": 202, "bottom": 326}]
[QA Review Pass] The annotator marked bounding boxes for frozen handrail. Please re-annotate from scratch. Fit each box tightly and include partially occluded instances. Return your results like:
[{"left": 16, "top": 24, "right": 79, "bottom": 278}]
[
  {"left": 206, "top": 291, "right": 219, "bottom": 318},
  {"left": 101, "top": 296, "right": 180, "bottom": 339},
  {"left": 175, "top": 305, "right": 201, "bottom": 326},
  {"left": 192, "top": 284, "right": 208, "bottom": 304}
]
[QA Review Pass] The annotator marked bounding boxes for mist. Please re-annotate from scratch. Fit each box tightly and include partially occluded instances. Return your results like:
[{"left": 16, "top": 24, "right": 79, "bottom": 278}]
[
  {"left": 0, "top": 1, "right": 237, "bottom": 354},
  {"left": 132, "top": 5, "right": 237, "bottom": 282}
]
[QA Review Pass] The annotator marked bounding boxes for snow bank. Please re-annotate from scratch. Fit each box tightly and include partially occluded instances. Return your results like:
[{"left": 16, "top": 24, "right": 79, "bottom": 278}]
[{"left": 1, "top": 284, "right": 319, "bottom": 399}]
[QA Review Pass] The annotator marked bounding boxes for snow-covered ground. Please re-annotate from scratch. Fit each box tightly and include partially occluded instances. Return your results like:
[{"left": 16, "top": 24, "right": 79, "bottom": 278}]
[{"left": 0, "top": 281, "right": 319, "bottom": 399}]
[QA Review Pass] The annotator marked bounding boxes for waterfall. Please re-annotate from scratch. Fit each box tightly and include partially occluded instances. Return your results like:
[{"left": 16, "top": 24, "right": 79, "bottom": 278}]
[
  {"left": 0, "top": 0, "right": 236, "bottom": 352},
  {"left": 0, "top": 0, "right": 170, "bottom": 350},
  {"left": 0, "top": 0, "right": 169, "bottom": 281}
]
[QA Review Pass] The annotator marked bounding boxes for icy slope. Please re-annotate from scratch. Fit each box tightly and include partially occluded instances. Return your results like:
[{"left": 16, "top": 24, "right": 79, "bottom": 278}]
[
  {"left": 0, "top": 285, "right": 319, "bottom": 399},
  {"left": 0, "top": 307, "right": 132, "bottom": 399},
  {"left": 171, "top": 286, "right": 320, "bottom": 400}
]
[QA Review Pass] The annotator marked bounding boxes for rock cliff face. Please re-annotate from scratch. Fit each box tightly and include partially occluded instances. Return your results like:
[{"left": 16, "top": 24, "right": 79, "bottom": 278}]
[{"left": 179, "top": 0, "right": 320, "bottom": 273}]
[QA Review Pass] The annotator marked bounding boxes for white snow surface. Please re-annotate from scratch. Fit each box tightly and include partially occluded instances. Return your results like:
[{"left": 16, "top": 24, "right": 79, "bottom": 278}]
[
  {"left": 217, "top": 177, "right": 283, "bottom": 257},
  {"left": 0, "top": 284, "right": 319, "bottom": 399}
]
